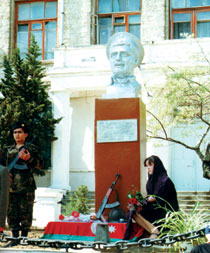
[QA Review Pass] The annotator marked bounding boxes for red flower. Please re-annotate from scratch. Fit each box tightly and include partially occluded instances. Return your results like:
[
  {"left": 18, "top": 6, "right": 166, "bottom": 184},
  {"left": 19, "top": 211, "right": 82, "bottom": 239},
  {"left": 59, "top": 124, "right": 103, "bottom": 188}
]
[
  {"left": 72, "top": 211, "right": 80, "bottom": 217},
  {"left": 59, "top": 214, "right": 65, "bottom": 220},
  {"left": 129, "top": 198, "right": 138, "bottom": 205}
]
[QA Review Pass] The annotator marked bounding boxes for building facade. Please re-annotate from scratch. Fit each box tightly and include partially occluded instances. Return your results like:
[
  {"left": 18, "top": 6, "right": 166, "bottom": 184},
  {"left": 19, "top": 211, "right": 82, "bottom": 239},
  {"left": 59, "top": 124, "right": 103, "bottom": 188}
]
[{"left": 0, "top": 0, "right": 210, "bottom": 227}]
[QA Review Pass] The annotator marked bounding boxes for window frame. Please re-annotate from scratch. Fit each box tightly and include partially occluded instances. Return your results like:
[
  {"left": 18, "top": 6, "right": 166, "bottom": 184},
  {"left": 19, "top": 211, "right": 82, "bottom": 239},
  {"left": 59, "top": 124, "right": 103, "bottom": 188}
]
[
  {"left": 15, "top": 0, "right": 58, "bottom": 60},
  {"left": 170, "top": 3, "right": 210, "bottom": 39},
  {"left": 96, "top": 0, "right": 141, "bottom": 44}
]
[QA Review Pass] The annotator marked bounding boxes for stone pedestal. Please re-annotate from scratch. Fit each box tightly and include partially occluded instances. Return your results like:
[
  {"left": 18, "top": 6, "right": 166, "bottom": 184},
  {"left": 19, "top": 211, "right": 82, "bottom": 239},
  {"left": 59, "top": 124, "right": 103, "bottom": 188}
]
[
  {"left": 32, "top": 187, "right": 65, "bottom": 228},
  {"left": 94, "top": 98, "right": 146, "bottom": 216}
]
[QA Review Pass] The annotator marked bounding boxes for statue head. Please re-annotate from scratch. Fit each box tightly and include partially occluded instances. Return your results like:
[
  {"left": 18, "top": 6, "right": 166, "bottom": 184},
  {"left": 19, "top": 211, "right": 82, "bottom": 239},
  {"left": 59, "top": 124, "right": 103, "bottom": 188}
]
[{"left": 106, "top": 32, "right": 144, "bottom": 78}]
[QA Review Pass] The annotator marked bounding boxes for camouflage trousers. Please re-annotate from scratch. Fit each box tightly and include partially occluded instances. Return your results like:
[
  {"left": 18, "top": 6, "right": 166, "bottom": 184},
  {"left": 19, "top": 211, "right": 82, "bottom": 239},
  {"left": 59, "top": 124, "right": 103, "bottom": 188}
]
[
  {"left": 0, "top": 165, "right": 9, "bottom": 228},
  {"left": 7, "top": 191, "right": 35, "bottom": 231}
]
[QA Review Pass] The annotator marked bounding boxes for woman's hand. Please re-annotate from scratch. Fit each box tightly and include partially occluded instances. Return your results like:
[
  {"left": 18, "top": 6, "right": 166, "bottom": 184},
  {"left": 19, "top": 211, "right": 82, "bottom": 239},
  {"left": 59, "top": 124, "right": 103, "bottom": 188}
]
[
  {"left": 18, "top": 148, "right": 31, "bottom": 161},
  {"left": 147, "top": 196, "right": 156, "bottom": 202}
]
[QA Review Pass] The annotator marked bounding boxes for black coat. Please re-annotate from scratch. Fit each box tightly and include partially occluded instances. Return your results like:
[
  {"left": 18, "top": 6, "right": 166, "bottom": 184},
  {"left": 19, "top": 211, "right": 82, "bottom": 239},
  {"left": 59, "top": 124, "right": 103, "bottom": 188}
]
[
  {"left": 140, "top": 156, "right": 179, "bottom": 223},
  {"left": 140, "top": 175, "right": 179, "bottom": 223},
  {"left": 190, "top": 244, "right": 210, "bottom": 253}
]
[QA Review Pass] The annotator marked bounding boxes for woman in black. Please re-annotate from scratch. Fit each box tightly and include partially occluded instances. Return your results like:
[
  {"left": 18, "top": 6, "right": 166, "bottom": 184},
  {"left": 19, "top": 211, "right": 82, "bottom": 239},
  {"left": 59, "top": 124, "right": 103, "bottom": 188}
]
[
  {"left": 140, "top": 155, "right": 179, "bottom": 223},
  {"left": 124, "top": 155, "right": 179, "bottom": 239}
]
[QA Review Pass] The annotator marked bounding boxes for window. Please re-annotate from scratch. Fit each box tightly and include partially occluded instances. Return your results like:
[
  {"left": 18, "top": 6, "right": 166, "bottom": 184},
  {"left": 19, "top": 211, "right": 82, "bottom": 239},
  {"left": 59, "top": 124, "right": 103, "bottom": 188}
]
[
  {"left": 97, "top": 0, "right": 141, "bottom": 44},
  {"left": 171, "top": 0, "right": 210, "bottom": 39},
  {"left": 15, "top": 0, "right": 57, "bottom": 60}
]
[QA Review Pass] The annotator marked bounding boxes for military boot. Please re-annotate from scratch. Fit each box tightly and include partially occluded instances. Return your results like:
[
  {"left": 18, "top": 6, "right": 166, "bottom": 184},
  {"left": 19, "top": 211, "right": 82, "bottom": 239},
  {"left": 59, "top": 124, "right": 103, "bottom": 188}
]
[
  {"left": 3, "top": 230, "right": 19, "bottom": 247},
  {"left": 21, "top": 229, "right": 28, "bottom": 237}
]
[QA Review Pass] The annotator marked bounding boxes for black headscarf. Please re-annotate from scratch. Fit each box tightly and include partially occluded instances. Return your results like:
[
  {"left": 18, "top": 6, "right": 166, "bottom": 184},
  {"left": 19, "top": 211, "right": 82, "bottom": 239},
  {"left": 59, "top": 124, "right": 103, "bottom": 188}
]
[{"left": 144, "top": 155, "right": 168, "bottom": 195}]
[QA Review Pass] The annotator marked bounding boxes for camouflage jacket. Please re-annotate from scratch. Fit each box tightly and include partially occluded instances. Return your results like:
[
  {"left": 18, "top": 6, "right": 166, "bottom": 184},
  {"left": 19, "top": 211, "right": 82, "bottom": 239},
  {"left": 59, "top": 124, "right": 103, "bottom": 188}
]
[
  {"left": 203, "top": 143, "right": 210, "bottom": 179},
  {"left": 0, "top": 143, "right": 43, "bottom": 193}
]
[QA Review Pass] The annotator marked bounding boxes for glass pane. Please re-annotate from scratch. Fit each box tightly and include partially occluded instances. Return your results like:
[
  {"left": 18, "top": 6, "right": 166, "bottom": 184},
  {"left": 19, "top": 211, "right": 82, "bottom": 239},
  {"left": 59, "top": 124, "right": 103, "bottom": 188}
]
[
  {"left": 129, "top": 24, "right": 140, "bottom": 39},
  {"left": 114, "top": 17, "right": 124, "bottom": 23},
  {"left": 98, "top": 0, "right": 112, "bottom": 13},
  {"left": 197, "top": 21, "right": 210, "bottom": 37},
  {"left": 187, "top": 0, "right": 202, "bottom": 7},
  {"left": 32, "top": 23, "right": 42, "bottom": 30},
  {"left": 99, "top": 17, "right": 112, "bottom": 44},
  {"left": 119, "top": 0, "right": 126, "bottom": 11},
  {"left": 31, "top": 2, "right": 44, "bottom": 19},
  {"left": 45, "top": 1, "right": 57, "bottom": 18},
  {"left": 173, "top": 22, "right": 191, "bottom": 39},
  {"left": 129, "top": 14, "right": 141, "bottom": 23},
  {"left": 203, "top": 0, "right": 210, "bottom": 6},
  {"left": 31, "top": 30, "right": 43, "bottom": 59},
  {"left": 173, "top": 13, "right": 191, "bottom": 22},
  {"left": 18, "top": 4, "right": 30, "bottom": 20},
  {"left": 128, "top": 0, "right": 140, "bottom": 11},
  {"left": 45, "top": 22, "right": 57, "bottom": 59},
  {"left": 113, "top": 0, "right": 126, "bottom": 12},
  {"left": 99, "top": 17, "right": 112, "bottom": 26},
  {"left": 197, "top": 11, "right": 210, "bottom": 20},
  {"left": 171, "top": 0, "right": 185, "bottom": 8},
  {"left": 45, "top": 21, "right": 57, "bottom": 29},
  {"left": 114, "top": 25, "right": 126, "bottom": 33},
  {"left": 17, "top": 24, "right": 28, "bottom": 58}
]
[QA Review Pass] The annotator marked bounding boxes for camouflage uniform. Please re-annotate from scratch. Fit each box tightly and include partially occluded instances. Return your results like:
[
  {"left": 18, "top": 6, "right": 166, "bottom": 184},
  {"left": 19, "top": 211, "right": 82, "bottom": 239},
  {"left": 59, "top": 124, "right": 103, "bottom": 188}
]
[
  {"left": 203, "top": 143, "right": 210, "bottom": 179},
  {"left": 0, "top": 165, "right": 9, "bottom": 230},
  {"left": 2, "top": 143, "right": 43, "bottom": 235}
]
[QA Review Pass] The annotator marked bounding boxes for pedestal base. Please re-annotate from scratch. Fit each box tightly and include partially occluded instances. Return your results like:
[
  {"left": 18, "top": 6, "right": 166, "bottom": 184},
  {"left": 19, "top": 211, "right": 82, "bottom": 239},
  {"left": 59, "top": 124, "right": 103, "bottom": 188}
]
[
  {"left": 95, "top": 98, "right": 146, "bottom": 215},
  {"left": 33, "top": 187, "right": 65, "bottom": 228}
]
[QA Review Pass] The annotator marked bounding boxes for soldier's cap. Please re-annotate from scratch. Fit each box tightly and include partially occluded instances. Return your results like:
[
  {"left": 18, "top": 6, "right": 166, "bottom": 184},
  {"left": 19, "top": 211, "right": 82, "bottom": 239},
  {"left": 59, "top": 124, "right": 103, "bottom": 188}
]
[
  {"left": 13, "top": 121, "right": 29, "bottom": 133},
  {"left": 205, "top": 225, "right": 210, "bottom": 235}
]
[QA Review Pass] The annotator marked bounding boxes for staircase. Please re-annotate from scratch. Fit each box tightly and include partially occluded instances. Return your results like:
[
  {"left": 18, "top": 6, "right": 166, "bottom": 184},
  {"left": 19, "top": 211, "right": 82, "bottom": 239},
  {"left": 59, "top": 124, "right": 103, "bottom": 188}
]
[
  {"left": 61, "top": 191, "right": 210, "bottom": 221},
  {"left": 60, "top": 191, "right": 95, "bottom": 214},
  {"left": 177, "top": 191, "right": 210, "bottom": 221},
  {"left": 87, "top": 191, "right": 95, "bottom": 214}
]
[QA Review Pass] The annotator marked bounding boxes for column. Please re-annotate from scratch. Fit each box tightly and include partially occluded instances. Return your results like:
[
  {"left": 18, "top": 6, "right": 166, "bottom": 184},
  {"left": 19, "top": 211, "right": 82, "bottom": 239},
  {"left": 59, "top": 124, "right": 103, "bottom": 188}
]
[{"left": 50, "top": 89, "right": 71, "bottom": 190}]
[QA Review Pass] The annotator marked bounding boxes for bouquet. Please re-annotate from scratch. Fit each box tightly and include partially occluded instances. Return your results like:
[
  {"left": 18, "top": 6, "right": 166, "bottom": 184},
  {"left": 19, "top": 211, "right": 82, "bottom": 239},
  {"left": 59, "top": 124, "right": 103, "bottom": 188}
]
[{"left": 127, "top": 185, "right": 147, "bottom": 212}]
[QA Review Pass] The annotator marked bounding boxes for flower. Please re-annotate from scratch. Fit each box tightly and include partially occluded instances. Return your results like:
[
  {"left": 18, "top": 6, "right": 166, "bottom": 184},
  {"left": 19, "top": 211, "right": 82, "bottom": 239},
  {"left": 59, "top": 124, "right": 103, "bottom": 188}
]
[
  {"left": 127, "top": 185, "right": 147, "bottom": 212},
  {"left": 72, "top": 211, "right": 80, "bottom": 218},
  {"left": 59, "top": 214, "right": 65, "bottom": 220}
]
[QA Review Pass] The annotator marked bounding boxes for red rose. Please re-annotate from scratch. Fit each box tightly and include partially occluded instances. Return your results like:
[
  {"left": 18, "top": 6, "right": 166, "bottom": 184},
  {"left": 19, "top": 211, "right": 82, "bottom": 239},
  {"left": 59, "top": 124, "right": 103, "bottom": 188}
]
[
  {"left": 129, "top": 198, "right": 138, "bottom": 205},
  {"left": 72, "top": 211, "right": 80, "bottom": 217},
  {"left": 59, "top": 214, "right": 65, "bottom": 220}
]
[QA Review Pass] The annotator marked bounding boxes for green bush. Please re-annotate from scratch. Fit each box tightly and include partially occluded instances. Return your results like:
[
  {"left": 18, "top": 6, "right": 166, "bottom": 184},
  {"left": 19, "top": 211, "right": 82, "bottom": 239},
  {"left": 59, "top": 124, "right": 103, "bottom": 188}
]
[
  {"left": 155, "top": 201, "right": 208, "bottom": 247},
  {"left": 63, "top": 185, "right": 90, "bottom": 215}
]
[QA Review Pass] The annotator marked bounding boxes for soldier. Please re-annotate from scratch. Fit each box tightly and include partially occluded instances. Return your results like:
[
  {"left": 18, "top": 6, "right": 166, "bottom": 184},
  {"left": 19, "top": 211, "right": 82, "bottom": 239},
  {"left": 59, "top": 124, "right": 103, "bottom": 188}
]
[
  {"left": 0, "top": 122, "right": 43, "bottom": 247},
  {"left": 190, "top": 225, "right": 210, "bottom": 252},
  {"left": 0, "top": 165, "right": 9, "bottom": 234},
  {"left": 203, "top": 143, "right": 210, "bottom": 179}
]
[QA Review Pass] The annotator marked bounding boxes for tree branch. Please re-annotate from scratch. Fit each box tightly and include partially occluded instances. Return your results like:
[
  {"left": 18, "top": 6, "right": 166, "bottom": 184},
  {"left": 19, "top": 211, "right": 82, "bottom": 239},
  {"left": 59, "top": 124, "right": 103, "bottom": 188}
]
[
  {"left": 168, "top": 66, "right": 210, "bottom": 93},
  {"left": 146, "top": 110, "right": 168, "bottom": 138},
  {"left": 147, "top": 133, "right": 204, "bottom": 160}
]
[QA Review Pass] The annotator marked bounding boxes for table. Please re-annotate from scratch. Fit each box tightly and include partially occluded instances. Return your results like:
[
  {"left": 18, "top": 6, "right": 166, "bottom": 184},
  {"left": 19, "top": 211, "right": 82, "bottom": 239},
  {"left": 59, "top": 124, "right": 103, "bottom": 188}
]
[{"left": 42, "top": 221, "right": 144, "bottom": 242}]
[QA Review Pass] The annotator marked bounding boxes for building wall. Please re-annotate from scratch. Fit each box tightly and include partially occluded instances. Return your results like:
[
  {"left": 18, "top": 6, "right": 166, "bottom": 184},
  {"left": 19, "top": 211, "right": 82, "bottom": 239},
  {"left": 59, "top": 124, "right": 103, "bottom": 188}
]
[
  {"left": 0, "top": 0, "right": 209, "bottom": 194},
  {"left": 141, "top": 0, "right": 169, "bottom": 43},
  {"left": 61, "top": 0, "right": 93, "bottom": 47},
  {"left": 0, "top": 0, "right": 11, "bottom": 55}
]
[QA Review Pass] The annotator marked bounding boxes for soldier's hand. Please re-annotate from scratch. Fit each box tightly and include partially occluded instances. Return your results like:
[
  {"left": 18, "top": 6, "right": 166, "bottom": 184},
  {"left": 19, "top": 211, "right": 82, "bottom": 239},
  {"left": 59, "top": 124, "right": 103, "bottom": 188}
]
[{"left": 18, "top": 148, "right": 31, "bottom": 161}]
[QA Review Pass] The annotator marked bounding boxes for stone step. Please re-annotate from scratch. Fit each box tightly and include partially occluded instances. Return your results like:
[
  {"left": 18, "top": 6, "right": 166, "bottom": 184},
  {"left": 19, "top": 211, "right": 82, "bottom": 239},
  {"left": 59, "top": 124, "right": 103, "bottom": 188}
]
[
  {"left": 61, "top": 191, "right": 96, "bottom": 214},
  {"left": 177, "top": 191, "right": 210, "bottom": 221},
  {"left": 178, "top": 200, "right": 210, "bottom": 206}
]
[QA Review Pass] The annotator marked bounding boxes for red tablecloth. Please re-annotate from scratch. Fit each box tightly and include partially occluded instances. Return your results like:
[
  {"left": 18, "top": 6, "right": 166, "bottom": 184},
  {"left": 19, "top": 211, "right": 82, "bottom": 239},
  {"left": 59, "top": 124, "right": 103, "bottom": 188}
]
[{"left": 42, "top": 221, "right": 144, "bottom": 242}]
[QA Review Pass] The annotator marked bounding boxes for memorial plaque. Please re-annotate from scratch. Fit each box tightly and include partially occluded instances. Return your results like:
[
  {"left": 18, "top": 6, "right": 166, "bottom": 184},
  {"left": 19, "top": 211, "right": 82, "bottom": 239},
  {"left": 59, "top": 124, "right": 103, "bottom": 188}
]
[{"left": 97, "top": 119, "right": 138, "bottom": 143}]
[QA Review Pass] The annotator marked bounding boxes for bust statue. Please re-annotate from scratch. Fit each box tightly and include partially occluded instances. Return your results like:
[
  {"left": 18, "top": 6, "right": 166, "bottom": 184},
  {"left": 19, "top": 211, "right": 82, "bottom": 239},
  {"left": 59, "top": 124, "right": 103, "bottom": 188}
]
[{"left": 102, "top": 32, "right": 144, "bottom": 99}]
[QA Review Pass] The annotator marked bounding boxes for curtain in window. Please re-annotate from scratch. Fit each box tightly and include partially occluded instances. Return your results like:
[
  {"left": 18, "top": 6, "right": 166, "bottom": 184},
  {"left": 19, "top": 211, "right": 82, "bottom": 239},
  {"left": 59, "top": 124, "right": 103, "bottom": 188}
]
[
  {"left": 45, "top": 21, "right": 57, "bottom": 59},
  {"left": 99, "top": 17, "right": 112, "bottom": 44},
  {"left": 17, "top": 24, "right": 29, "bottom": 58},
  {"left": 197, "top": 21, "right": 210, "bottom": 37},
  {"left": 174, "top": 22, "right": 191, "bottom": 39}
]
